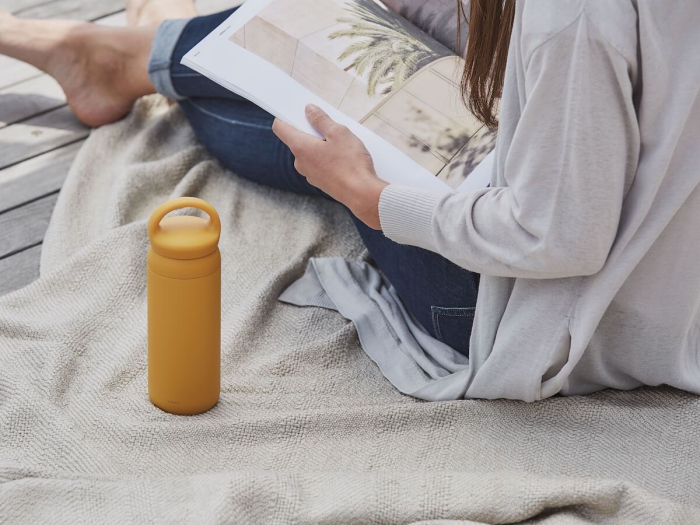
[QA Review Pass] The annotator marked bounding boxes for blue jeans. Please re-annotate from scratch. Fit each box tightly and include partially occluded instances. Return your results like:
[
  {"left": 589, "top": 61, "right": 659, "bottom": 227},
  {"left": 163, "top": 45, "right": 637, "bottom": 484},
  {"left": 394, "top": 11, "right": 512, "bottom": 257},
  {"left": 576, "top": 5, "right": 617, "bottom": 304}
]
[{"left": 147, "top": 9, "right": 480, "bottom": 356}]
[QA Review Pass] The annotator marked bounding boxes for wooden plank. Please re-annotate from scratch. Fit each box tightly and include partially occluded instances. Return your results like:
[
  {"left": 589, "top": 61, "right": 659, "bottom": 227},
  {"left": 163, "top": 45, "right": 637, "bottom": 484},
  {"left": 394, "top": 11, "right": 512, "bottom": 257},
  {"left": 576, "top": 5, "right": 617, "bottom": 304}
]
[
  {"left": 0, "top": 0, "right": 241, "bottom": 297},
  {"left": 0, "top": 11, "right": 126, "bottom": 90},
  {"left": 0, "top": 11, "right": 126, "bottom": 115},
  {"left": 0, "top": 0, "right": 233, "bottom": 91},
  {"left": 0, "top": 0, "right": 48, "bottom": 15},
  {"left": 0, "top": 140, "right": 83, "bottom": 213},
  {"left": 198, "top": 0, "right": 244, "bottom": 15},
  {"left": 97, "top": 10, "right": 126, "bottom": 26},
  {"left": 1, "top": 0, "right": 237, "bottom": 19},
  {"left": 0, "top": 106, "right": 88, "bottom": 170},
  {"left": 0, "top": 0, "right": 235, "bottom": 122},
  {"left": 0, "top": 244, "right": 42, "bottom": 296},
  {"left": 14, "top": 0, "right": 124, "bottom": 21},
  {"left": 0, "top": 192, "right": 58, "bottom": 259},
  {"left": 0, "top": 56, "right": 42, "bottom": 91},
  {"left": 0, "top": 75, "right": 65, "bottom": 128}
]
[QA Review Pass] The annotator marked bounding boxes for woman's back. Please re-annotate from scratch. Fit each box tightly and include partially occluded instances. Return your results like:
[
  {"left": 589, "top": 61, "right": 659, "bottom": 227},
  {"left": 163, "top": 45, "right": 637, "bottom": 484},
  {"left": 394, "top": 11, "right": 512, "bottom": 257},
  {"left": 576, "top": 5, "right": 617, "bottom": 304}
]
[
  {"left": 493, "top": 0, "right": 700, "bottom": 398},
  {"left": 566, "top": 0, "right": 700, "bottom": 395}
]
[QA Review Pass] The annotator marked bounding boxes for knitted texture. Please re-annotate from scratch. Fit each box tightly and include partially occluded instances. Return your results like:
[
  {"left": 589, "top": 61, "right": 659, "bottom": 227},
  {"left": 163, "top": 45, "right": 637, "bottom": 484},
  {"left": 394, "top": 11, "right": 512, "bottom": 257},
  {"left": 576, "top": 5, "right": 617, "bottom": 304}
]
[{"left": 0, "top": 96, "right": 698, "bottom": 524}]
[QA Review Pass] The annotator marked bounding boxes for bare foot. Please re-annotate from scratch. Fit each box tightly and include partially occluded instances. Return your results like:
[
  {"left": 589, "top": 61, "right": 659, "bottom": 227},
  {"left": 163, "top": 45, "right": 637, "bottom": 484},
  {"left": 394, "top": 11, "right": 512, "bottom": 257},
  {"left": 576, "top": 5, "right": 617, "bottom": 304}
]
[
  {"left": 126, "top": 0, "right": 197, "bottom": 27},
  {"left": 0, "top": 11, "right": 157, "bottom": 127}
]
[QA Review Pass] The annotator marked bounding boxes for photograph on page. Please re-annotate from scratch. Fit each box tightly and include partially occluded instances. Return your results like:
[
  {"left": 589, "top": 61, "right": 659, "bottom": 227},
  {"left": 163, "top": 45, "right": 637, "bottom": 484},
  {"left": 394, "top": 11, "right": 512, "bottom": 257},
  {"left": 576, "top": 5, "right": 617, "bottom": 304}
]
[{"left": 184, "top": 0, "right": 496, "bottom": 190}]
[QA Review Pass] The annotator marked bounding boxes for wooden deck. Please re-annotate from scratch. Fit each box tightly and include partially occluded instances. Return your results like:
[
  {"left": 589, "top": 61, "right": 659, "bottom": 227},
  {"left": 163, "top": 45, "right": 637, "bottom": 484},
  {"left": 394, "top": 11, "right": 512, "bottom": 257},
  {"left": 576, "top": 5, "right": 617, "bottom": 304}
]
[{"left": 0, "top": 0, "right": 235, "bottom": 296}]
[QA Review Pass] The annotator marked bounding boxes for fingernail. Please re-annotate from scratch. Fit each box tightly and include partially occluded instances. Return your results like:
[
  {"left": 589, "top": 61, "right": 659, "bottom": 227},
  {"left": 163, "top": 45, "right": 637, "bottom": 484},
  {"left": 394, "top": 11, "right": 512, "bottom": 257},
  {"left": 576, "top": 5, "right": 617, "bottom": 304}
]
[{"left": 306, "top": 104, "right": 318, "bottom": 114}]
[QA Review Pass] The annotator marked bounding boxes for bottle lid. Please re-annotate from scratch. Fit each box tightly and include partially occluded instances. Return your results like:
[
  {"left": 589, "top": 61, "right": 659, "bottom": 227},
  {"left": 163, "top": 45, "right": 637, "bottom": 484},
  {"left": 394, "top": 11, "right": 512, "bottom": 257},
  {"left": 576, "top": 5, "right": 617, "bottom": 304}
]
[{"left": 148, "top": 197, "right": 221, "bottom": 260}]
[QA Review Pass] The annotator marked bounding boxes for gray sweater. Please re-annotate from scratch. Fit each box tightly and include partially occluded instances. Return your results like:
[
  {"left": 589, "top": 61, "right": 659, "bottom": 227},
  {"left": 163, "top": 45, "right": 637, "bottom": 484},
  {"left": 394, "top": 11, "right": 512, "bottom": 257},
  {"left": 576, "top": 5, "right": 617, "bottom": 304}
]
[{"left": 378, "top": 0, "right": 700, "bottom": 400}]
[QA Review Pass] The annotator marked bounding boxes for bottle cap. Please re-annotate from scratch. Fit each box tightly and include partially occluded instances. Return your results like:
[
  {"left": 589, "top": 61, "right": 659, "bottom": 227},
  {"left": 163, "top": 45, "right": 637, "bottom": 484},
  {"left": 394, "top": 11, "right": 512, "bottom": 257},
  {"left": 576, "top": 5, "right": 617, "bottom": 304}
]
[{"left": 148, "top": 197, "right": 221, "bottom": 260}]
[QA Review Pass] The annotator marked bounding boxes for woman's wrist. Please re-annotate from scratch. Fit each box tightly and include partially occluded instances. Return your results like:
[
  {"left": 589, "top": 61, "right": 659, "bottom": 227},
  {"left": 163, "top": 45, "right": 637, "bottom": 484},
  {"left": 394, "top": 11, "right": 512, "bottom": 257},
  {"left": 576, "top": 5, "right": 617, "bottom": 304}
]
[
  {"left": 271, "top": 106, "right": 387, "bottom": 229},
  {"left": 348, "top": 173, "right": 388, "bottom": 231}
]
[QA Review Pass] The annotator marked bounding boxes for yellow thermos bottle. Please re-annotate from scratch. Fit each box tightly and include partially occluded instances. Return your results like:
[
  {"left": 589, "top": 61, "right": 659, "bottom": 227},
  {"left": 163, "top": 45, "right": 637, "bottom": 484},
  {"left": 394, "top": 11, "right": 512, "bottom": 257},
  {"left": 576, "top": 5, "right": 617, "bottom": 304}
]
[{"left": 147, "top": 197, "right": 221, "bottom": 415}]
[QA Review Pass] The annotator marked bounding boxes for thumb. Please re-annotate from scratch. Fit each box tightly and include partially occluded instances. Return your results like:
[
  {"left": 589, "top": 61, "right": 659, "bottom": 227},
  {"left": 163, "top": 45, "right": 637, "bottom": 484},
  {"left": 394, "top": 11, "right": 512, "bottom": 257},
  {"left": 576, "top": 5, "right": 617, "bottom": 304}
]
[{"left": 305, "top": 104, "right": 338, "bottom": 138}]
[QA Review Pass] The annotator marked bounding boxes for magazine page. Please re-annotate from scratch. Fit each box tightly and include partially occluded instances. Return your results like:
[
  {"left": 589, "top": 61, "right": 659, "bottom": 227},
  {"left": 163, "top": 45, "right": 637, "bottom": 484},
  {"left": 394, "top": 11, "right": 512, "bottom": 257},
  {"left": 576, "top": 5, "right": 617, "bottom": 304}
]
[
  {"left": 359, "top": 56, "right": 496, "bottom": 189},
  {"left": 229, "top": 0, "right": 455, "bottom": 120},
  {"left": 182, "top": 0, "right": 493, "bottom": 192}
]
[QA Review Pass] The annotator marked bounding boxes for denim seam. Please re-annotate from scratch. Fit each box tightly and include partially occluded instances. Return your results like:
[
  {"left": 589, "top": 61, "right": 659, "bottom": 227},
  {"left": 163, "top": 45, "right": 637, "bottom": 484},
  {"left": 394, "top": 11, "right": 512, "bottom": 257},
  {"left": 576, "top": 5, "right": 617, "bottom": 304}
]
[
  {"left": 171, "top": 73, "right": 208, "bottom": 79},
  {"left": 149, "top": 61, "right": 171, "bottom": 71},
  {"left": 431, "top": 306, "right": 476, "bottom": 317},
  {"left": 431, "top": 306, "right": 476, "bottom": 343},
  {"left": 187, "top": 100, "right": 272, "bottom": 129},
  {"left": 432, "top": 311, "right": 443, "bottom": 342}
]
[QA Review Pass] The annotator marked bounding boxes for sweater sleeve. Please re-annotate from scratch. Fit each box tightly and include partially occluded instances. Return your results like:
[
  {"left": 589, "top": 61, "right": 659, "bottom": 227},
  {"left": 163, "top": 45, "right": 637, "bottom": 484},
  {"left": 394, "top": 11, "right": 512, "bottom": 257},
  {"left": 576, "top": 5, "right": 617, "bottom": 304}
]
[{"left": 378, "top": 13, "right": 639, "bottom": 279}]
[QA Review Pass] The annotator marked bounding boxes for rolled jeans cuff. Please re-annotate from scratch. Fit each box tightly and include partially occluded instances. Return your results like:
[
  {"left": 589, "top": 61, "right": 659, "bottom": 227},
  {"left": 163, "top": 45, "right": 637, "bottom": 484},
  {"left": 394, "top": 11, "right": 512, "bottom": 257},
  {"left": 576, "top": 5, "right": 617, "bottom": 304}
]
[{"left": 147, "top": 19, "right": 189, "bottom": 101}]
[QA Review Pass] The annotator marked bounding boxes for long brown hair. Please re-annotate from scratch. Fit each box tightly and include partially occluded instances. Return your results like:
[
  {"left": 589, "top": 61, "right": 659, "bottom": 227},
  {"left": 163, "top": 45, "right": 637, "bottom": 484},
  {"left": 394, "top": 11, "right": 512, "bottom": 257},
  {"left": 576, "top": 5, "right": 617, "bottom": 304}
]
[{"left": 457, "top": 0, "right": 516, "bottom": 130}]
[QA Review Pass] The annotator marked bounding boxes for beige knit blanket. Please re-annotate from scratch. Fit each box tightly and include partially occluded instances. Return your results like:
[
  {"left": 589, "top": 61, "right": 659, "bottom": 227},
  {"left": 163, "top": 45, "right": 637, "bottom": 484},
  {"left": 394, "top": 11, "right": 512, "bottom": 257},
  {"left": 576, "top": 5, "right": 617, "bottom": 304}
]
[{"left": 0, "top": 96, "right": 698, "bottom": 524}]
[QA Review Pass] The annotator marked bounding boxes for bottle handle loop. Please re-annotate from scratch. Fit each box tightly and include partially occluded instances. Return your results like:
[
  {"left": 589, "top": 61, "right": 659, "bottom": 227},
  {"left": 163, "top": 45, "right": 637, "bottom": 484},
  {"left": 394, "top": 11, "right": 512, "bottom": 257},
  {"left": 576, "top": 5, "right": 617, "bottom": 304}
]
[{"left": 147, "top": 197, "right": 221, "bottom": 241}]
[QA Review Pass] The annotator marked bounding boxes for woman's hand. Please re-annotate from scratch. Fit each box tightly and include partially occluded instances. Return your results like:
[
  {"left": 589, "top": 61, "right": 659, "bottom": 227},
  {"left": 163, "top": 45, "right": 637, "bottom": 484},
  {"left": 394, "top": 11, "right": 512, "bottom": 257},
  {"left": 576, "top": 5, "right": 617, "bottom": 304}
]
[{"left": 272, "top": 104, "right": 388, "bottom": 230}]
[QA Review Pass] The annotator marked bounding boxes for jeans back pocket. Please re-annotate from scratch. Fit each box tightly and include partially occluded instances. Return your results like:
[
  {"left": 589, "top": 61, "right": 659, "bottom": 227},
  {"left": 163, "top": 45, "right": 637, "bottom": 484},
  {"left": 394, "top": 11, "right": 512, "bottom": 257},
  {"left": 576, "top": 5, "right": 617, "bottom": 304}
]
[{"left": 431, "top": 306, "right": 476, "bottom": 356}]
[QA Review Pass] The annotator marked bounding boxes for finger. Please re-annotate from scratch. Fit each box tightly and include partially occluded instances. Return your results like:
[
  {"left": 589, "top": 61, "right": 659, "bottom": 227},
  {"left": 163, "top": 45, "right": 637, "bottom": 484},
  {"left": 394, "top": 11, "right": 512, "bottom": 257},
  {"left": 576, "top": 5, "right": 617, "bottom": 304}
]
[
  {"left": 272, "top": 118, "right": 319, "bottom": 153},
  {"left": 305, "top": 104, "right": 340, "bottom": 138}
]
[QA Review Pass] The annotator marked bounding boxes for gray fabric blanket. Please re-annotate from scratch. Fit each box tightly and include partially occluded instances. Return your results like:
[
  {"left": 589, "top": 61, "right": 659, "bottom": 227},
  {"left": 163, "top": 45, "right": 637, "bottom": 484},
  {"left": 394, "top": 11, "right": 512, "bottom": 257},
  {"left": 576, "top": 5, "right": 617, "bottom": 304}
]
[{"left": 1, "top": 96, "right": 699, "bottom": 524}]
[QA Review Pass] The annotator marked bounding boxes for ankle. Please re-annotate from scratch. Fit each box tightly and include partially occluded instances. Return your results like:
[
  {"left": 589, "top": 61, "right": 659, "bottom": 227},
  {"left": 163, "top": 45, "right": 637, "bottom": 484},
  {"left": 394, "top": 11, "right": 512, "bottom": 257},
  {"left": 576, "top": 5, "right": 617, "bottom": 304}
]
[
  {"left": 93, "top": 26, "right": 158, "bottom": 101},
  {"left": 121, "top": 26, "right": 159, "bottom": 98},
  {"left": 0, "top": 10, "right": 12, "bottom": 23},
  {"left": 0, "top": 10, "right": 14, "bottom": 29}
]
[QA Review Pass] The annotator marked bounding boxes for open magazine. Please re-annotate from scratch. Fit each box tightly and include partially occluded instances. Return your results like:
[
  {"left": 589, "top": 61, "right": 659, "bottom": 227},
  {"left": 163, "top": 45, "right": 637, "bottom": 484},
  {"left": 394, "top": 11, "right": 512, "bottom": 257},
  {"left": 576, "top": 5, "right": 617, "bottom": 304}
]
[{"left": 182, "top": 0, "right": 495, "bottom": 193}]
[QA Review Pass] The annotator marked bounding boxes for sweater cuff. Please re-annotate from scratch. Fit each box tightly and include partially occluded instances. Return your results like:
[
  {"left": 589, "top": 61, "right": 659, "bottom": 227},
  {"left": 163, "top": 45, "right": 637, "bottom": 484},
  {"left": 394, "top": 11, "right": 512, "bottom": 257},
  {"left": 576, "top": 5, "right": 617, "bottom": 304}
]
[{"left": 378, "top": 184, "right": 443, "bottom": 252}]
